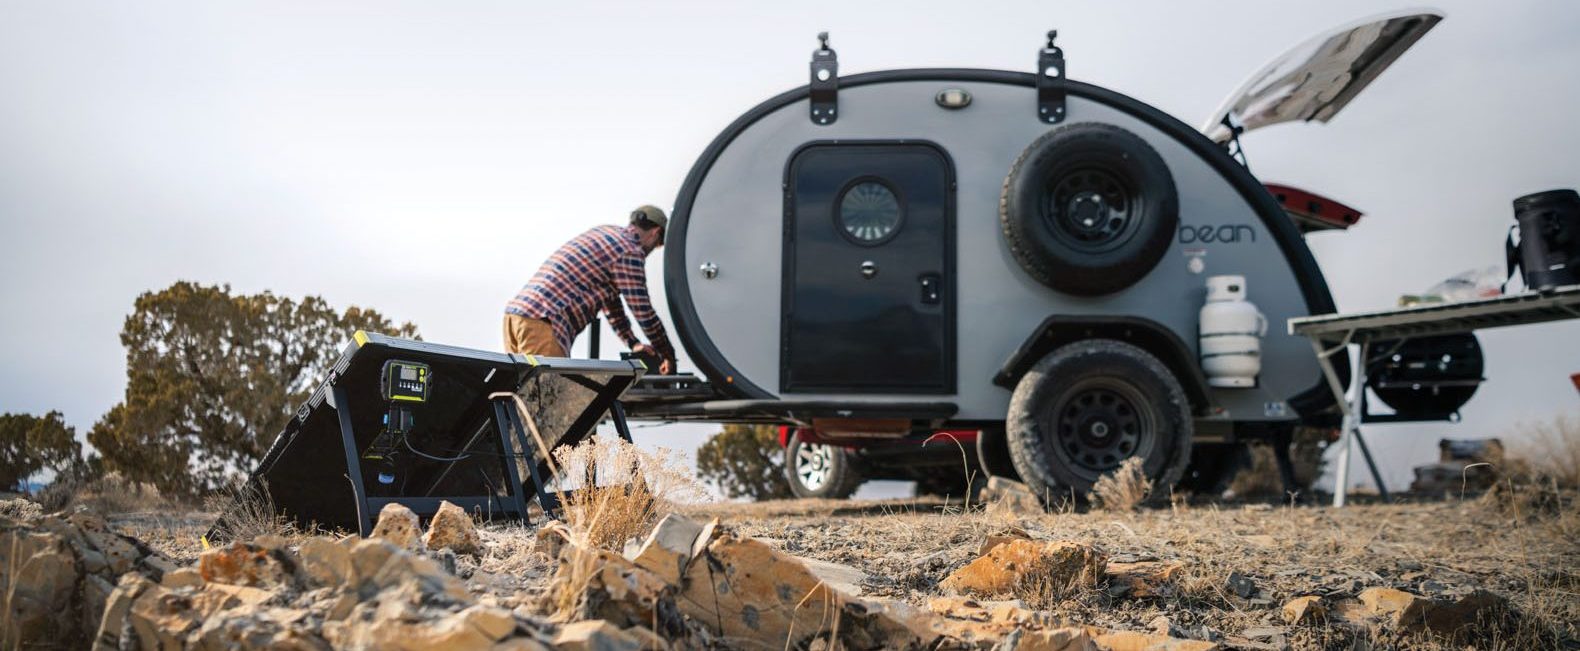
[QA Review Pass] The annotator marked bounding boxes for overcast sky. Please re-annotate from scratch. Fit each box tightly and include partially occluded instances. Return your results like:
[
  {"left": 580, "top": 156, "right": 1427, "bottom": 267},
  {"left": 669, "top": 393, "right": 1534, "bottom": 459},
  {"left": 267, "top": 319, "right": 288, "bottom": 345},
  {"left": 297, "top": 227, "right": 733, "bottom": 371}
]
[{"left": 2, "top": 1, "right": 1576, "bottom": 495}]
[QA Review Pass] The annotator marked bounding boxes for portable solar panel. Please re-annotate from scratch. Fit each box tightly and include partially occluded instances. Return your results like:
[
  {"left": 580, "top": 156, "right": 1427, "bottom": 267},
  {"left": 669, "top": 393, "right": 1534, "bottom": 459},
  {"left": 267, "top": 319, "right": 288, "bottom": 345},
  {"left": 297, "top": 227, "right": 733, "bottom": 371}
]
[{"left": 228, "top": 331, "right": 644, "bottom": 536}]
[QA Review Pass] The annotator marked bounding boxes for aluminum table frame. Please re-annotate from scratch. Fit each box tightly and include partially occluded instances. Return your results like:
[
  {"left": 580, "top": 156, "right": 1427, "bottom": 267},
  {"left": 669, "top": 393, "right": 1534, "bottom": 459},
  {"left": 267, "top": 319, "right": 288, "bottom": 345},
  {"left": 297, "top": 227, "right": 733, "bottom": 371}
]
[{"left": 1288, "top": 285, "right": 1580, "bottom": 506}]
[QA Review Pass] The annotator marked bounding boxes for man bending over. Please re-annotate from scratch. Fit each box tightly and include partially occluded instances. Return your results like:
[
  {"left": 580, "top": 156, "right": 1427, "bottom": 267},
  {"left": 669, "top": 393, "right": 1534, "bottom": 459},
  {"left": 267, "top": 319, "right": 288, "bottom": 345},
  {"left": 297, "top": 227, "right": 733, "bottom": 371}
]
[{"left": 504, "top": 206, "right": 675, "bottom": 374}]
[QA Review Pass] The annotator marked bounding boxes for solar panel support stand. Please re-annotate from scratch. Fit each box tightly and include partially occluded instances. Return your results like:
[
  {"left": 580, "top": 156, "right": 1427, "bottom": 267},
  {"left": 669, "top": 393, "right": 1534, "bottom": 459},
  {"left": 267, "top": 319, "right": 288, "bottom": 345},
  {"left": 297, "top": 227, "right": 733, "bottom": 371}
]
[{"left": 333, "top": 389, "right": 567, "bottom": 537}]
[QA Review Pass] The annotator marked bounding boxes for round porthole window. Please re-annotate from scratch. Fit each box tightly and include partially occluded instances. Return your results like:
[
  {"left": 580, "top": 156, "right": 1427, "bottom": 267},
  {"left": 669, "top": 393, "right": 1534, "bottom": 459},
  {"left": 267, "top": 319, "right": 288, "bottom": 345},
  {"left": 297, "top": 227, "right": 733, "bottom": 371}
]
[{"left": 837, "top": 179, "right": 903, "bottom": 245}]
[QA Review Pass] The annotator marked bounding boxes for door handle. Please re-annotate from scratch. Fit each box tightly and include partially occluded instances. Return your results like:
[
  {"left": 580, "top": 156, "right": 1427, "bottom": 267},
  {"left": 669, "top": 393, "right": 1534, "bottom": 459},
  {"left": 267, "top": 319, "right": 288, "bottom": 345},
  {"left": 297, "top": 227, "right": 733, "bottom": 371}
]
[{"left": 919, "top": 274, "right": 941, "bottom": 304}]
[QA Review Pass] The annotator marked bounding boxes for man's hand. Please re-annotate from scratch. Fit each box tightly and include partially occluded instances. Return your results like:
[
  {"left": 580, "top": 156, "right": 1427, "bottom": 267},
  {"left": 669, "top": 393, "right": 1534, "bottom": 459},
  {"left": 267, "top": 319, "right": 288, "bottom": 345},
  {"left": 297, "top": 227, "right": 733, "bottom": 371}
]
[
  {"left": 631, "top": 343, "right": 672, "bottom": 374},
  {"left": 633, "top": 343, "right": 674, "bottom": 374}
]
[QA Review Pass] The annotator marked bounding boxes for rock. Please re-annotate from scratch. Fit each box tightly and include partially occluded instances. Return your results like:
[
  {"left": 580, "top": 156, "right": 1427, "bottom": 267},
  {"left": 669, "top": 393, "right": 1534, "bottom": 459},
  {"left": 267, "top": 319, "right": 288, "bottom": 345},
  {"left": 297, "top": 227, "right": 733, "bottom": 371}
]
[
  {"left": 553, "top": 619, "right": 644, "bottom": 651},
  {"left": 1282, "top": 595, "right": 1326, "bottom": 625},
  {"left": 1338, "top": 587, "right": 1506, "bottom": 634},
  {"left": 1, "top": 511, "right": 174, "bottom": 649},
  {"left": 1225, "top": 571, "right": 1256, "bottom": 599},
  {"left": 1106, "top": 560, "right": 1183, "bottom": 598},
  {"left": 370, "top": 501, "right": 424, "bottom": 550},
  {"left": 370, "top": 502, "right": 424, "bottom": 550},
  {"left": 198, "top": 542, "right": 293, "bottom": 588},
  {"left": 675, "top": 527, "right": 926, "bottom": 649},
  {"left": 0, "top": 497, "right": 44, "bottom": 520},
  {"left": 977, "top": 526, "right": 1033, "bottom": 556},
  {"left": 625, "top": 512, "right": 705, "bottom": 584},
  {"left": 1239, "top": 626, "right": 1286, "bottom": 640},
  {"left": 1085, "top": 627, "right": 1221, "bottom": 651},
  {"left": 796, "top": 555, "right": 869, "bottom": 597},
  {"left": 163, "top": 567, "right": 205, "bottom": 588},
  {"left": 1019, "top": 627, "right": 1099, "bottom": 650},
  {"left": 424, "top": 500, "right": 482, "bottom": 555},
  {"left": 940, "top": 539, "right": 1105, "bottom": 598},
  {"left": 980, "top": 476, "right": 1044, "bottom": 515},
  {"left": 297, "top": 536, "right": 354, "bottom": 587}
]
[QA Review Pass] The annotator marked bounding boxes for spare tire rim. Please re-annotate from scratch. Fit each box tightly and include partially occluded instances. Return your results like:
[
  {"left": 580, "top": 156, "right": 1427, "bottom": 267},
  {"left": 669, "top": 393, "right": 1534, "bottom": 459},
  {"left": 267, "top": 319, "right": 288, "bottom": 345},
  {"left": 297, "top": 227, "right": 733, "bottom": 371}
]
[
  {"left": 1048, "top": 378, "right": 1156, "bottom": 479},
  {"left": 795, "top": 443, "right": 836, "bottom": 491},
  {"left": 1040, "top": 168, "right": 1136, "bottom": 250}
]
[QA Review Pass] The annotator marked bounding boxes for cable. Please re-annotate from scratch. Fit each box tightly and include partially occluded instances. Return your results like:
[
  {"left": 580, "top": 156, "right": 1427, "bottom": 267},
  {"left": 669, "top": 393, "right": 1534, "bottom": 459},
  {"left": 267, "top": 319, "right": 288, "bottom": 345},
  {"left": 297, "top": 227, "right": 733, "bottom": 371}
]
[{"left": 403, "top": 436, "right": 471, "bottom": 462}]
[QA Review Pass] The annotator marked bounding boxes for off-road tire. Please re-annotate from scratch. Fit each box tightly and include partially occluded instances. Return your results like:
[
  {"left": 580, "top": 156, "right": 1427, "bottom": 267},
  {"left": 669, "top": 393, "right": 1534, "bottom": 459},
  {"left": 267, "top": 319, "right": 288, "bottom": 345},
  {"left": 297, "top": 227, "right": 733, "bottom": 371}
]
[
  {"left": 784, "top": 432, "right": 863, "bottom": 499},
  {"left": 1000, "top": 122, "right": 1178, "bottom": 296},
  {"left": 1005, "top": 339, "right": 1192, "bottom": 502}
]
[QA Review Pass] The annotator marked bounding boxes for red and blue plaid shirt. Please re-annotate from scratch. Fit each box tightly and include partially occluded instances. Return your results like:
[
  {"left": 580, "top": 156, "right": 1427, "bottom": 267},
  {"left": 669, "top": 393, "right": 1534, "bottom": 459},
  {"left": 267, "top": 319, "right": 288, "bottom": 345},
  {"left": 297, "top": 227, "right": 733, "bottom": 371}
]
[{"left": 506, "top": 225, "right": 675, "bottom": 361}]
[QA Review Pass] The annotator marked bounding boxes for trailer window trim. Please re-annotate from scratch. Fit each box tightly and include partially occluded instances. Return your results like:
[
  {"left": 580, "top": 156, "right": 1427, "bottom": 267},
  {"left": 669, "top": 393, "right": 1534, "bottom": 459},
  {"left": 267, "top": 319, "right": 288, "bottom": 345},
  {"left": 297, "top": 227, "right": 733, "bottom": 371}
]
[{"left": 834, "top": 175, "right": 906, "bottom": 246}]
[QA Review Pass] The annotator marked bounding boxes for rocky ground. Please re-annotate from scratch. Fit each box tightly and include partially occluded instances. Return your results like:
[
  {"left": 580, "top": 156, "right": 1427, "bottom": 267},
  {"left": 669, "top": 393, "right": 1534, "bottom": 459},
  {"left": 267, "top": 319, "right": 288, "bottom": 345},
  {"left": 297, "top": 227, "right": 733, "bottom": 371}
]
[{"left": 2, "top": 480, "right": 1576, "bottom": 650}]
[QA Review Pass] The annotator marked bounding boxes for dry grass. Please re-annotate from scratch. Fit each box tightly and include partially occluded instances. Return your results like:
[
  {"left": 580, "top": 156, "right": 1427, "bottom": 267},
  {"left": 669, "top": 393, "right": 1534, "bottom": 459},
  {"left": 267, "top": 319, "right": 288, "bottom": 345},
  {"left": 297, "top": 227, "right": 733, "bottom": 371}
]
[
  {"left": 34, "top": 471, "right": 182, "bottom": 515},
  {"left": 551, "top": 436, "right": 706, "bottom": 552},
  {"left": 1091, "top": 457, "right": 1151, "bottom": 513},
  {"left": 202, "top": 480, "right": 299, "bottom": 543},
  {"left": 541, "top": 435, "right": 707, "bottom": 622},
  {"left": 1509, "top": 413, "right": 1580, "bottom": 488}
]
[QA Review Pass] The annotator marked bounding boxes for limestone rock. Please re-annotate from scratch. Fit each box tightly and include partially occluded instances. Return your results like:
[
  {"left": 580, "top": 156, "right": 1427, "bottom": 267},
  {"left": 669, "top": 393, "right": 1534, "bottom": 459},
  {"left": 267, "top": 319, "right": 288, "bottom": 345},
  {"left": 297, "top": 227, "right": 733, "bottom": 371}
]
[
  {"left": 940, "top": 539, "right": 1105, "bottom": 598},
  {"left": 553, "top": 619, "right": 644, "bottom": 651},
  {"left": 625, "top": 512, "right": 705, "bottom": 584},
  {"left": 675, "top": 527, "right": 925, "bottom": 649},
  {"left": 1, "top": 511, "right": 174, "bottom": 649},
  {"left": 1341, "top": 587, "right": 1506, "bottom": 634},
  {"left": 1085, "top": 627, "right": 1221, "bottom": 651},
  {"left": 370, "top": 501, "right": 424, "bottom": 550},
  {"left": 297, "top": 536, "right": 354, "bottom": 587},
  {"left": 198, "top": 542, "right": 293, "bottom": 588},
  {"left": 424, "top": 500, "right": 483, "bottom": 555},
  {"left": 1105, "top": 560, "right": 1183, "bottom": 598},
  {"left": 977, "top": 526, "right": 1033, "bottom": 556},
  {"left": 1282, "top": 595, "right": 1326, "bottom": 625},
  {"left": 980, "top": 476, "right": 1043, "bottom": 515}
]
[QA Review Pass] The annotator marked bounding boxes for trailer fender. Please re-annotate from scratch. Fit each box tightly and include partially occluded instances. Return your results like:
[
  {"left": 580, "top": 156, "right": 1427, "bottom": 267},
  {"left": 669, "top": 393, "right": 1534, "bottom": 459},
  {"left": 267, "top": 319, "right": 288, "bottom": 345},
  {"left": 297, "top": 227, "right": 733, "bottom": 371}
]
[{"left": 994, "top": 315, "right": 1211, "bottom": 414}]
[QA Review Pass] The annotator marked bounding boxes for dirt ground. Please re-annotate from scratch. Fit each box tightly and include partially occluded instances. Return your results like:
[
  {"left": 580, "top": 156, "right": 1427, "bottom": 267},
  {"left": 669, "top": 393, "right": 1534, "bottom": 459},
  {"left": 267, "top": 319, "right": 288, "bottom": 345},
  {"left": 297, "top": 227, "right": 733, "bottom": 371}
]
[{"left": 103, "top": 490, "right": 1578, "bottom": 651}]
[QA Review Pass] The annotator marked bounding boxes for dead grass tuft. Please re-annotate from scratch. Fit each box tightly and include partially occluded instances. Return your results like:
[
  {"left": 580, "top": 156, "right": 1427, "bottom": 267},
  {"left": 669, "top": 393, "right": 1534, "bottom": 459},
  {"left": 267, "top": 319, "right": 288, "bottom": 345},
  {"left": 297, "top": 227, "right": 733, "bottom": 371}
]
[
  {"left": 1509, "top": 413, "right": 1580, "bottom": 488},
  {"left": 203, "top": 480, "right": 298, "bottom": 543},
  {"left": 540, "top": 435, "right": 708, "bottom": 623},
  {"left": 1091, "top": 457, "right": 1151, "bottom": 513},
  {"left": 552, "top": 436, "right": 707, "bottom": 552}
]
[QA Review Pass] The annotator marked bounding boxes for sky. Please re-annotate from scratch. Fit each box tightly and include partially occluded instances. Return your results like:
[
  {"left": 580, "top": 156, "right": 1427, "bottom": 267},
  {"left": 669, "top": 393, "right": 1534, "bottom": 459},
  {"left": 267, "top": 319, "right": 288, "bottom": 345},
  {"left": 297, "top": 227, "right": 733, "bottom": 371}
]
[{"left": 2, "top": 1, "right": 1577, "bottom": 496}]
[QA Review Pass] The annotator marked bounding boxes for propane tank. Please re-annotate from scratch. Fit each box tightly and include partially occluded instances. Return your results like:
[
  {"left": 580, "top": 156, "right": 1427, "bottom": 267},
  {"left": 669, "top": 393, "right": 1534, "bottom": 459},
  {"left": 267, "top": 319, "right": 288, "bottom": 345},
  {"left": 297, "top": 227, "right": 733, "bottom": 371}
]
[{"left": 1199, "top": 275, "right": 1266, "bottom": 388}]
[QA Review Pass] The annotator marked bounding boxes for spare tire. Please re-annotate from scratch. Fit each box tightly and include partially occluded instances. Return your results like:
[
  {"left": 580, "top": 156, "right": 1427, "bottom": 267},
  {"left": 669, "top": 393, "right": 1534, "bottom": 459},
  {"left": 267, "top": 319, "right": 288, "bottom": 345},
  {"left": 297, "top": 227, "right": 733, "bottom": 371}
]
[{"left": 1000, "top": 122, "right": 1178, "bottom": 296}]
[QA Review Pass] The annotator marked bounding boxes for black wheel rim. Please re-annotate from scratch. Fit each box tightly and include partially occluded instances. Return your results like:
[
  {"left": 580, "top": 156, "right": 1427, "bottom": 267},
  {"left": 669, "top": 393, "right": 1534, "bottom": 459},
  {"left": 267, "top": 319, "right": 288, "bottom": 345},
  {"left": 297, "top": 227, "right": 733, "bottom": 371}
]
[
  {"left": 1039, "top": 167, "right": 1137, "bottom": 251},
  {"left": 1045, "top": 377, "right": 1156, "bottom": 481}
]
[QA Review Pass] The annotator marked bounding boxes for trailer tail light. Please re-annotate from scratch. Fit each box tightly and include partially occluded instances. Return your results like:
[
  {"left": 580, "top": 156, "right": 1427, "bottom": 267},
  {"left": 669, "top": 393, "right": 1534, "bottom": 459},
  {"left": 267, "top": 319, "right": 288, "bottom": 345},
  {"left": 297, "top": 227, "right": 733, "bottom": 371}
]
[{"left": 1264, "top": 183, "right": 1363, "bottom": 233}]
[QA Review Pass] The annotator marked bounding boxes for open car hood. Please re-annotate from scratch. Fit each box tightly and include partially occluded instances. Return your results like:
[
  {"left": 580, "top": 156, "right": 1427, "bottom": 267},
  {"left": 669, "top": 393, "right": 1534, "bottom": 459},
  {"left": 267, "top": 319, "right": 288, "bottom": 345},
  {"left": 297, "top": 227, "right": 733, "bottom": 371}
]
[{"left": 1202, "top": 9, "right": 1444, "bottom": 143}]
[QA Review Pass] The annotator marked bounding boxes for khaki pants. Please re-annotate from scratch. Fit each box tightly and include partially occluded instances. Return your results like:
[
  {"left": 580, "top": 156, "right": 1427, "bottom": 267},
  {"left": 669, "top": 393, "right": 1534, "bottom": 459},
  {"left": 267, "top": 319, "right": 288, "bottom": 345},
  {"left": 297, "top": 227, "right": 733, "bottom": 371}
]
[{"left": 502, "top": 314, "right": 566, "bottom": 357}]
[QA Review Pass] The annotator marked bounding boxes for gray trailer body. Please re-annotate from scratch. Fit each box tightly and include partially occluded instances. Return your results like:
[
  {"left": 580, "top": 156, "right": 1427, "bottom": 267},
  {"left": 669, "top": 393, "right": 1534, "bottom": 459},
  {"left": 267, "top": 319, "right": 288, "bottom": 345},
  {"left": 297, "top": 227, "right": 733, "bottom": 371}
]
[{"left": 664, "top": 71, "right": 1339, "bottom": 425}]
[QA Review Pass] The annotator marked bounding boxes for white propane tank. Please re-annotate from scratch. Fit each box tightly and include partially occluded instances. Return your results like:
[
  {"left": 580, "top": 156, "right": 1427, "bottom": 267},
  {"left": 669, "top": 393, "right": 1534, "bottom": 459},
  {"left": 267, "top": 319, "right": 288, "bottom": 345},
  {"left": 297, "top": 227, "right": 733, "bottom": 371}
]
[{"left": 1199, "top": 275, "right": 1266, "bottom": 388}]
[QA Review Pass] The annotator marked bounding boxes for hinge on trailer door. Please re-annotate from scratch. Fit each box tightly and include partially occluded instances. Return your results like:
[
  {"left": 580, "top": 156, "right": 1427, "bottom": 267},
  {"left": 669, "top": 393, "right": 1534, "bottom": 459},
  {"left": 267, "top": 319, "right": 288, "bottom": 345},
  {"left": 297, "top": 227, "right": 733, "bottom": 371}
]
[
  {"left": 810, "top": 31, "right": 838, "bottom": 125},
  {"left": 1036, "top": 30, "right": 1066, "bottom": 124}
]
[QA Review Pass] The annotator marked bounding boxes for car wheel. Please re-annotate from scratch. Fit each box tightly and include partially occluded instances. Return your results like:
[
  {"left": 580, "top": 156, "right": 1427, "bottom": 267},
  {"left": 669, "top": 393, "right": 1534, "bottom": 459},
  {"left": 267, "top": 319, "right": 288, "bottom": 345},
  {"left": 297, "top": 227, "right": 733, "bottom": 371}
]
[
  {"left": 1000, "top": 122, "right": 1179, "bottom": 296},
  {"left": 784, "top": 431, "right": 863, "bottom": 499},
  {"left": 1006, "top": 339, "right": 1192, "bottom": 501}
]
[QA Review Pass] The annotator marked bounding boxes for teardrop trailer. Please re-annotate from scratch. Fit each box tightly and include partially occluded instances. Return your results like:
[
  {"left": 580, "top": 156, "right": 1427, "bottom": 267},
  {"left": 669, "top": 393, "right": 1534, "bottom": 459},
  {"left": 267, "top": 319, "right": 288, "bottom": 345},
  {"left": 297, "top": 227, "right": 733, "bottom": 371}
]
[{"left": 622, "top": 11, "right": 1486, "bottom": 500}]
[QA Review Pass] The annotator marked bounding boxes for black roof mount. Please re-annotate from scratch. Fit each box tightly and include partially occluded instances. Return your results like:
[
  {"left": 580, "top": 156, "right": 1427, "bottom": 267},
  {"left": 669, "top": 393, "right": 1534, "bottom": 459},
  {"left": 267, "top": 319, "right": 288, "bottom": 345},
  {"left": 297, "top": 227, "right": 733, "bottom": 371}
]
[
  {"left": 809, "top": 31, "right": 838, "bottom": 125},
  {"left": 1037, "top": 30, "right": 1066, "bottom": 124}
]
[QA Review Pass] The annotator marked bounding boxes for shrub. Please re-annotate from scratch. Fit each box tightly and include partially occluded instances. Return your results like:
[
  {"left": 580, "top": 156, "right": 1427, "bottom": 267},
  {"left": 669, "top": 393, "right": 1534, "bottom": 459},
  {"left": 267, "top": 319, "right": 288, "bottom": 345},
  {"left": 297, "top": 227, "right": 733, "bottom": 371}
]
[{"left": 695, "top": 424, "right": 793, "bottom": 501}]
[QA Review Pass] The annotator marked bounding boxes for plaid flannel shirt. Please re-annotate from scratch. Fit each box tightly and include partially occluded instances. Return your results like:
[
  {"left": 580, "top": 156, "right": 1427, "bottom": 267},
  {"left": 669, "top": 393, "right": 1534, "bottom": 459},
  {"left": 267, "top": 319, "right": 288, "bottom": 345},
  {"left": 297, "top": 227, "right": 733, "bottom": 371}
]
[{"left": 506, "top": 225, "right": 675, "bottom": 361}]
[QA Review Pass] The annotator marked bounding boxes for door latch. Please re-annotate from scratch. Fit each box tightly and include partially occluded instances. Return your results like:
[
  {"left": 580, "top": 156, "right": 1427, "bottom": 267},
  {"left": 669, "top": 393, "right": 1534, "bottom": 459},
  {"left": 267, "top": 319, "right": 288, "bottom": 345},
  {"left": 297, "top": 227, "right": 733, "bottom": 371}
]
[{"left": 919, "top": 274, "right": 941, "bottom": 304}]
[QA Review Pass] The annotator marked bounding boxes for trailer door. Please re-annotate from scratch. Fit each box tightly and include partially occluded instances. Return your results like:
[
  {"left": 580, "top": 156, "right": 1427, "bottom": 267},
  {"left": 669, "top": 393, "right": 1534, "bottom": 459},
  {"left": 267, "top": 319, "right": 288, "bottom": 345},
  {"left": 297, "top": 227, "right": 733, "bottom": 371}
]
[{"left": 782, "top": 142, "right": 955, "bottom": 393}]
